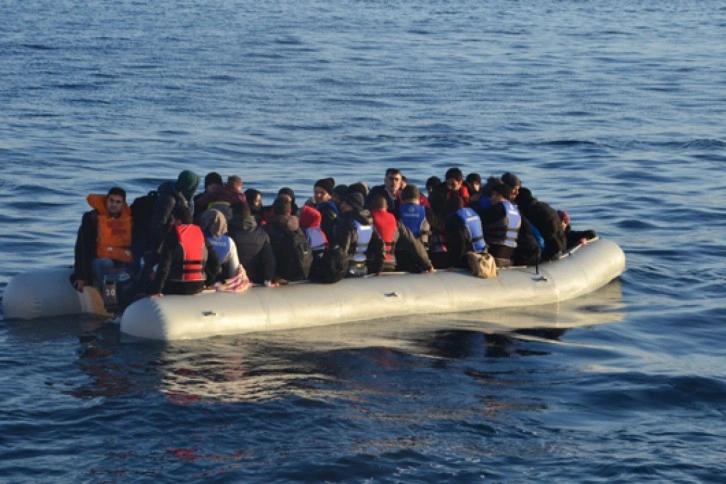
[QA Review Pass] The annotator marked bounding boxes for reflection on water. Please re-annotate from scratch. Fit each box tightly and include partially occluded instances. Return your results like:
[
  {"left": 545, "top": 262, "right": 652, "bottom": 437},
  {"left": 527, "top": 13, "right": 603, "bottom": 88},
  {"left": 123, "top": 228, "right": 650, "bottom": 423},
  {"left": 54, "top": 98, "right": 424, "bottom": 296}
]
[{"left": 5, "top": 280, "right": 624, "bottom": 405}]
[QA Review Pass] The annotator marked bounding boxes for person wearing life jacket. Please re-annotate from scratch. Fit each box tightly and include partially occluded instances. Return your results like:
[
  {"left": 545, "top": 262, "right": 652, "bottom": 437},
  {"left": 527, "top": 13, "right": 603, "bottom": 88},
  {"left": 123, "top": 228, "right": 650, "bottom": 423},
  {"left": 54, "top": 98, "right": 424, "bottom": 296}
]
[
  {"left": 312, "top": 177, "right": 339, "bottom": 240},
  {"left": 479, "top": 182, "right": 522, "bottom": 268},
  {"left": 370, "top": 193, "right": 434, "bottom": 274},
  {"left": 443, "top": 195, "right": 486, "bottom": 269},
  {"left": 398, "top": 184, "right": 432, "bottom": 249},
  {"left": 264, "top": 195, "right": 312, "bottom": 283},
  {"left": 149, "top": 170, "right": 200, "bottom": 255},
  {"left": 199, "top": 208, "right": 241, "bottom": 283},
  {"left": 149, "top": 205, "right": 220, "bottom": 296},
  {"left": 331, "top": 191, "right": 385, "bottom": 277},
  {"left": 72, "top": 187, "right": 134, "bottom": 292},
  {"left": 299, "top": 204, "right": 329, "bottom": 253}
]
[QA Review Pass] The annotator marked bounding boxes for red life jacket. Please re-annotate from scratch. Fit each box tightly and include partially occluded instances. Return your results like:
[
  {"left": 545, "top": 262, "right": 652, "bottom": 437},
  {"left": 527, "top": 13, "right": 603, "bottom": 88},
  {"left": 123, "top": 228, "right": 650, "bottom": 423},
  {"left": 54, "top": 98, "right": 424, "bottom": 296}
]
[
  {"left": 175, "top": 224, "right": 205, "bottom": 281},
  {"left": 371, "top": 209, "right": 397, "bottom": 261}
]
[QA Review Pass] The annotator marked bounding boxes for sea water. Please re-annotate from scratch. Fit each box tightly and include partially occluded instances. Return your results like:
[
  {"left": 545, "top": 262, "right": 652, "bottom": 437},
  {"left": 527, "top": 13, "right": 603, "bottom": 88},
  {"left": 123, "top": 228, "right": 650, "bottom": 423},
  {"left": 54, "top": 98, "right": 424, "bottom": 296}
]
[{"left": 1, "top": 1, "right": 724, "bottom": 481}]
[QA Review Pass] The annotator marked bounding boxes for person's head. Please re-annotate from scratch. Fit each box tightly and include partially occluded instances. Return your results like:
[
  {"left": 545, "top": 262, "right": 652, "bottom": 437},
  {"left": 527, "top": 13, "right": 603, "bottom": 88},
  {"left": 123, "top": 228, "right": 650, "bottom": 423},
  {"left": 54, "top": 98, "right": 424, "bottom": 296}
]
[
  {"left": 170, "top": 205, "right": 193, "bottom": 225},
  {"left": 227, "top": 175, "right": 243, "bottom": 192},
  {"left": 232, "top": 202, "right": 252, "bottom": 220},
  {"left": 558, "top": 210, "right": 570, "bottom": 230},
  {"left": 273, "top": 196, "right": 292, "bottom": 216},
  {"left": 277, "top": 187, "right": 295, "bottom": 204},
  {"left": 200, "top": 208, "right": 228, "bottom": 237},
  {"left": 466, "top": 173, "right": 482, "bottom": 193},
  {"left": 341, "top": 192, "right": 365, "bottom": 213},
  {"left": 176, "top": 170, "right": 200, "bottom": 202},
  {"left": 401, "top": 175, "right": 408, "bottom": 189},
  {"left": 244, "top": 189, "right": 262, "bottom": 210},
  {"left": 384, "top": 168, "right": 403, "bottom": 194},
  {"left": 444, "top": 168, "right": 464, "bottom": 191},
  {"left": 445, "top": 194, "right": 465, "bottom": 214},
  {"left": 401, "top": 184, "right": 420, "bottom": 203},
  {"left": 501, "top": 172, "right": 521, "bottom": 200},
  {"left": 299, "top": 205, "right": 322, "bottom": 229},
  {"left": 106, "top": 187, "right": 126, "bottom": 217},
  {"left": 332, "top": 184, "right": 348, "bottom": 205},
  {"left": 346, "top": 182, "right": 368, "bottom": 198},
  {"left": 369, "top": 193, "right": 388, "bottom": 211},
  {"left": 425, "top": 176, "right": 442, "bottom": 195},
  {"left": 313, "top": 177, "right": 335, "bottom": 205},
  {"left": 490, "top": 182, "right": 513, "bottom": 203},
  {"left": 204, "top": 172, "right": 223, "bottom": 191}
]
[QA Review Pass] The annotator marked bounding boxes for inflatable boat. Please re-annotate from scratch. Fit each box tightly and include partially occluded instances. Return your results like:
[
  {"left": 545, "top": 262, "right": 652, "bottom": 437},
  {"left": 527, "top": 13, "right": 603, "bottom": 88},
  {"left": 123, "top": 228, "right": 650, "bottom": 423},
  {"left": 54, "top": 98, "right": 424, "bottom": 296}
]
[{"left": 2, "top": 238, "right": 625, "bottom": 341}]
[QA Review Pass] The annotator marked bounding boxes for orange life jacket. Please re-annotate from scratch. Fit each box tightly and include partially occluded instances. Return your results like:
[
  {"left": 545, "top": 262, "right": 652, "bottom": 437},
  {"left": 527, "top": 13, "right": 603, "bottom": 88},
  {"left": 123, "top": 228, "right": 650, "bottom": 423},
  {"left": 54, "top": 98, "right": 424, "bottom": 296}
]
[{"left": 87, "top": 194, "right": 133, "bottom": 263}]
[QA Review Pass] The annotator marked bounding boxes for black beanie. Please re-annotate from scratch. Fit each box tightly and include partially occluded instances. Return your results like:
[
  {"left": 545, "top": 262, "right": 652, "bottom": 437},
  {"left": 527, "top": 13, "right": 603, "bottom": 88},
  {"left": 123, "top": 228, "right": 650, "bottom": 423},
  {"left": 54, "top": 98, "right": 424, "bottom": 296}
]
[
  {"left": 343, "top": 192, "right": 365, "bottom": 211},
  {"left": 314, "top": 177, "right": 335, "bottom": 195}
]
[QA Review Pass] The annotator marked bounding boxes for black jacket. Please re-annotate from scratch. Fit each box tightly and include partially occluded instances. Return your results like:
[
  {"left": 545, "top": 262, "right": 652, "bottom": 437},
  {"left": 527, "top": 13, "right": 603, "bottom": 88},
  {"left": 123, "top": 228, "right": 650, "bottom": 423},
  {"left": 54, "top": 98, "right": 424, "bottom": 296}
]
[
  {"left": 229, "top": 215, "right": 276, "bottom": 284},
  {"left": 331, "top": 209, "right": 386, "bottom": 275},
  {"left": 516, "top": 188, "right": 566, "bottom": 261}
]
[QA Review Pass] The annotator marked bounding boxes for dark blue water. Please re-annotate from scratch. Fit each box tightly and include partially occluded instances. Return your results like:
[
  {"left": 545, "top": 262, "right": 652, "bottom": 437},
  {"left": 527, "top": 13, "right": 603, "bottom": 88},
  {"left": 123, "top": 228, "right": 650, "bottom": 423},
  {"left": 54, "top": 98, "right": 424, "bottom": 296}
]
[{"left": 2, "top": 1, "right": 725, "bottom": 481}]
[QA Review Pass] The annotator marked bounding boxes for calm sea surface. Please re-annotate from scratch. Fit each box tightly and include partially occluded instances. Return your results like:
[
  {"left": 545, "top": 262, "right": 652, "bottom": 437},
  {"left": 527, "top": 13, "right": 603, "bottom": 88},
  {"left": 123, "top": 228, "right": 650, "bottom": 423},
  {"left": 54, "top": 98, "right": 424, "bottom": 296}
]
[{"left": 1, "top": 1, "right": 725, "bottom": 481}]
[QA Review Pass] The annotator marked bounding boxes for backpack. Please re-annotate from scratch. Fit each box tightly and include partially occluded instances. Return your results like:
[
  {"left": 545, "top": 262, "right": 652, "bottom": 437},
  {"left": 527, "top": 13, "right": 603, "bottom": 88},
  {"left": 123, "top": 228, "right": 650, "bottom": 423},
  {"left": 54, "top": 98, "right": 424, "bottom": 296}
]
[
  {"left": 130, "top": 190, "right": 159, "bottom": 257},
  {"left": 309, "top": 247, "right": 346, "bottom": 284},
  {"left": 276, "top": 229, "right": 313, "bottom": 281},
  {"left": 131, "top": 191, "right": 159, "bottom": 236}
]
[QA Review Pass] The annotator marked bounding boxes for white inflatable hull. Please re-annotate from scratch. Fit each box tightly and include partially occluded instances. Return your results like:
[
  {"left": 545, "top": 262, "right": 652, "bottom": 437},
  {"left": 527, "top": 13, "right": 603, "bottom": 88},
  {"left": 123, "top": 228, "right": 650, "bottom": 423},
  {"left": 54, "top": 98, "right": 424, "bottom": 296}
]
[
  {"left": 122, "top": 238, "right": 625, "bottom": 340},
  {"left": 2, "top": 239, "right": 625, "bottom": 341}
]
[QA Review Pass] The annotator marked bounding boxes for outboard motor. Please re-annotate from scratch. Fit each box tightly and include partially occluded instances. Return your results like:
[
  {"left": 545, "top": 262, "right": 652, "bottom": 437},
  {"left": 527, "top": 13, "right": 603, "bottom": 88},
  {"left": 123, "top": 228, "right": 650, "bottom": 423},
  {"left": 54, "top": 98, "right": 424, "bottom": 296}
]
[{"left": 102, "top": 270, "right": 134, "bottom": 314}]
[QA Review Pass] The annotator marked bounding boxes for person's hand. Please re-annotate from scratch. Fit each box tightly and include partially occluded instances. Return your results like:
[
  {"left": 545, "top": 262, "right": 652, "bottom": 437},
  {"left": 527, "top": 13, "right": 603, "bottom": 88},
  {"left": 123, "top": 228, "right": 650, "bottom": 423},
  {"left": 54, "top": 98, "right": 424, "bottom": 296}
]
[
  {"left": 424, "top": 266, "right": 436, "bottom": 273},
  {"left": 148, "top": 293, "right": 163, "bottom": 298},
  {"left": 579, "top": 238, "right": 588, "bottom": 246},
  {"left": 73, "top": 279, "right": 87, "bottom": 292}
]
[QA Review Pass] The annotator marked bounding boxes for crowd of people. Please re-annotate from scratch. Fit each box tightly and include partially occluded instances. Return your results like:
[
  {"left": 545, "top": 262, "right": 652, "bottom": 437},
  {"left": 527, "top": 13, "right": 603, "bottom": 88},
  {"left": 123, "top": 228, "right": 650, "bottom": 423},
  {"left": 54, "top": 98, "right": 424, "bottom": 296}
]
[{"left": 71, "top": 167, "right": 597, "bottom": 311}]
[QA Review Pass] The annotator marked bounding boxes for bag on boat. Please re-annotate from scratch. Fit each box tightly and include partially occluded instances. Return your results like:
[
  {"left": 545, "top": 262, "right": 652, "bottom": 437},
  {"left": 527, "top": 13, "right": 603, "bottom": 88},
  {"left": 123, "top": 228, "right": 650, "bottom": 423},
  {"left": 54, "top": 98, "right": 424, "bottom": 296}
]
[
  {"left": 466, "top": 251, "right": 498, "bottom": 279},
  {"left": 309, "top": 247, "right": 346, "bottom": 284},
  {"left": 276, "top": 229, "right": 313, "bottom": 282}
]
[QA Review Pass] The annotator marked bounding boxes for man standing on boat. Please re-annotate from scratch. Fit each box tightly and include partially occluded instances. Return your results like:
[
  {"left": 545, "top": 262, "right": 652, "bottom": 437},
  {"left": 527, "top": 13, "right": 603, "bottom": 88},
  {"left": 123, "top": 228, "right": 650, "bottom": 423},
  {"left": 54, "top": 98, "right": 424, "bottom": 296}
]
[{"left": 72, "top": 187, "right": 134, "bottom": 292}]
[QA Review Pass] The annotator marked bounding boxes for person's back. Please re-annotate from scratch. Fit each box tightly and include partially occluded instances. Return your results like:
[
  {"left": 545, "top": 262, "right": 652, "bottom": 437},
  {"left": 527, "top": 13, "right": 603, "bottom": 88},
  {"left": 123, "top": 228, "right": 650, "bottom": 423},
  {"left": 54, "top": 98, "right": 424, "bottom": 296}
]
[
  {"left": 480, "top": 182, "right": 521, "bottom": 268},
  {"left": 516, "top": 187, "right": 566, "bottom": 261},
  {"left": 443, "top": 195, "right": 486, "bottom": 268},
  {"left": 370, "top": 196, "right": 398, "bottom": 272},
  {"left": 150, "top": 170, "right": 200, "bottom": 254},
  {"left": 228, "top": 203, "right": 276, "bottom": 286},
  {"left": 332, "top": 192, "right": 385, "bottom": 277},
  {"left": 199, "top": 208, "right": 240, "bottom": 282},
  {"left": 398, "top": 185, "right": 431, "bottom": 248},
  {"left": 150, "top": 205, "right": 219, "bottom": 296},
  {"left": 265, "top": 196, "right": 312, "bottom": 282}
]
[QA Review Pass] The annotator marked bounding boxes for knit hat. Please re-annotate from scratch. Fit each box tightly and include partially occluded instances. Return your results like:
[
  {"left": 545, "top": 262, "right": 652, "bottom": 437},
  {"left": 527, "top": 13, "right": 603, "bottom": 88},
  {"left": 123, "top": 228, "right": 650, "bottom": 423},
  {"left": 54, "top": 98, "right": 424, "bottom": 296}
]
[
  {"left": 343, "top": 192, "right": 365, "bottom": 211},
  {"left": 299, "top": 205, "right": 322, "bottom": 229},
  {"left": 558, "top": 210, "right": 570, "bottom": 225},
  {"left": 314, "top": 177, "right": 335, "bottom": 195},
  {"left": 501, "top": 172, "right": 521, "bottom": 189},
  {"left": 346, "top": 182, "right": 368, "bottom": 198},
  {"left": 332, "top": 184, "right": 348, "bottom": 199},
  {"left": 401, "top": 184, "right": 420, "bottom": 202},
  {"left": 200, "top": 208, "right": 228, "bottom": 237},
  {"left": 176, "top": 170, "right": 200, "bottom": 202},
  {"left": 491, "top": 182, "right": 512, "bottom": 200}
]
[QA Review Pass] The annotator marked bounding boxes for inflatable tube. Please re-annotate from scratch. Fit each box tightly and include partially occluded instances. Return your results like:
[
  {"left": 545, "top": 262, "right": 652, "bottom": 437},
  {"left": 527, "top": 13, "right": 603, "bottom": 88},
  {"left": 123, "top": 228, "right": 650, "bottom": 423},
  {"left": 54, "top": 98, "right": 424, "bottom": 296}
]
[
  {"left": 2, "top": 239, "right": 625, "bottom": 341},
  {"left": 2, "top": 268, "right": 110, "bottom": 320},
  {"left": 120, "top": 238, "right": 625, "bottom": 341}
]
